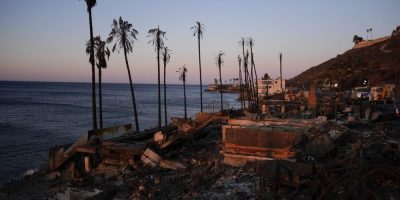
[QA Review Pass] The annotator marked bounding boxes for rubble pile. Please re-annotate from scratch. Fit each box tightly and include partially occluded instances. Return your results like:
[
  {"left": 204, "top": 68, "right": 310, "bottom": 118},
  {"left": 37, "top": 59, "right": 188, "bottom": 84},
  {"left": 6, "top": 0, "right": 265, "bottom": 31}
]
[
  {"left": 61, "top": 118, "right": 400, "bottom": 199},
  {"left": 74, "top": 123, "right": 262, "bottom": 199},
  {"left": 1, "top": 110, "right": 399, "bottom": 199},
  {"left": 251, "top": 120, "right": 400, "bottom": 199}
]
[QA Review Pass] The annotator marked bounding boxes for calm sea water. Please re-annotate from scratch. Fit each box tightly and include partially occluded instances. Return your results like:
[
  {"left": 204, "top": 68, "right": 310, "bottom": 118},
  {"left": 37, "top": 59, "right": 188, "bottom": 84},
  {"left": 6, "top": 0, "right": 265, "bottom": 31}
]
[{"left": 0, "top": 81, "right": 240, "bottom": 184}]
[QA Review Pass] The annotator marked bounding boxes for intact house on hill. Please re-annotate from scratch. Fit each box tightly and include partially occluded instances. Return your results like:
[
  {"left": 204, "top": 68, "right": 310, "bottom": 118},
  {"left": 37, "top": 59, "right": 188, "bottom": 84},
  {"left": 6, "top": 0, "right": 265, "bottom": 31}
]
[{"left": 257, "top": 77, "right": 286, "bottom": 98}]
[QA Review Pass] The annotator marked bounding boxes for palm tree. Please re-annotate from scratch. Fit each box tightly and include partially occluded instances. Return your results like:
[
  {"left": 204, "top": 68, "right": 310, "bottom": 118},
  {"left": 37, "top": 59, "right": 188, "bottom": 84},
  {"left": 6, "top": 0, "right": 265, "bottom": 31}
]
[
  {"left": 84, "top": 0, "right": 97, "bottom": 131},
  {"left": 107, "top": 16, "right": 140, "bottom": 132},
  {"left": 86, "top": 36, "right": 110, "bottom": 129},
  {"left": 216, "top": 51, "right": 225, "bottom": 111},
  {"left": 161, "top": 47, "right": 171, "bottom": 127},
  {"left": 148, "top": 27, "right": 166, "bottom": 128},
  {"left": 366, "top": 29, "right": 370, "bottom": 41},
  {"left": 191, "top": 22, "right": 205, "bottom": 112},
  {"left": 369, "top": 28, "right": 373, "bottom": 40},
  {"left": 177, "top": 65, "right": 188, "bottom": 119}
]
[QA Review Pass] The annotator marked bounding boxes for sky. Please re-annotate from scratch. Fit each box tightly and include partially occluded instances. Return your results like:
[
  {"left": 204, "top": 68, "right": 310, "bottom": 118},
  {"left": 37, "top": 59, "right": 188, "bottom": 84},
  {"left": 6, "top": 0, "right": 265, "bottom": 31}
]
[{"left": 0, "top": 0, "right": 399, "bottom": 84}]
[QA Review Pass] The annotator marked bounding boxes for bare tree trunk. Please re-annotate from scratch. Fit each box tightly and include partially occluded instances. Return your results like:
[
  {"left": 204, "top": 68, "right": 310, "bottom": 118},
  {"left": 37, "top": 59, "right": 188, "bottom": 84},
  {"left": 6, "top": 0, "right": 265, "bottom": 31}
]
[
  {"left": 88, "top": 8, "right": 97, "bottom": 131},
  {"left": 238, "top": 60, "right": 244, "bottom": 109},
  {"left": 163, "top": 60, "right": 167, "bottom": 127},
  {"left": 241, "top": 41, "right": 247, "bottom": 109},
  {"left": 250, "top": 45, "right": 259, "bottom": 112},
  {"left": 244, "top": 63, "right": 251, "bottom": 108},
  {"left": 98, "top": 67, "right": 103, "bottom": 129},
  {"left": 198, "top": 35, "right": 203, "bottom": 112},
  {"left": 280, "top": 53, "right": 284, "bottom": 98},
  {"left": 183, "top": 79, "right": 187, "bottom": 119},
  {"left": 247, "top": 57, "right": 255, "bottom": 109},
  {"left": 244, "top": 55, "right": 254, "bottom": 110},
  {"left": 252, "top": 62, "right": 259, "bottom": 112},
  {"left": 219, "top": 67, "right": 223, "bottom": 111},
  {"left": 157, "top": 42, "right": 161, "bottom": 128},
  {"left": 266, "top": 74, "right": 270, "bottom": 99},
  {"left": 124, "top": 46, "right": 140, "bottom": 132}
]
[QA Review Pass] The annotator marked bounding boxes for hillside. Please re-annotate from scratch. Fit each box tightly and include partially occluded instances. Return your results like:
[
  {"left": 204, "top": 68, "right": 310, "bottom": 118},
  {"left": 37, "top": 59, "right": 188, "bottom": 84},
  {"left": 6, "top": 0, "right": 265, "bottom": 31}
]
[{"left": 289, "top": 34, "right": 400, "bottom": 90}]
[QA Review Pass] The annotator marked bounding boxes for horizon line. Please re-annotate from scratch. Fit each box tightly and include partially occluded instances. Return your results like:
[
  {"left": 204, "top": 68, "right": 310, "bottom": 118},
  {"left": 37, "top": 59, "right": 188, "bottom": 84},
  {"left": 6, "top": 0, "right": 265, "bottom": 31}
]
[{"left": 0, "top": 80, "right": 216, "bottom": 86}]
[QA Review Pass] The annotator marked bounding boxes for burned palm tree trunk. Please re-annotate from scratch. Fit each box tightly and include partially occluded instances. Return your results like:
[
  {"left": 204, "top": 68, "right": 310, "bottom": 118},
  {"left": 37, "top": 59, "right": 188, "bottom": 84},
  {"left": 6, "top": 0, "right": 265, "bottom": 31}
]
[
  {"left": 98, "top": 67, "right": 103, "bottom": 129},
  {"left": 243, "top": 55, "right": 249, "bottom": 107},
  {"left": 249, "top": 53, "right": 255, "bottom": 110},
  {"left": 216, "top": 51, "right": 225, "bottom": 111},
  {"left": 183, "top": 76, "right": 187, "bottom": 119},
  {"left": 178, "top": 66, "right": 188, "bottom": 119},
  {"left": 157, "top": 38, "right": 161, "bottom": 128},
  {"left": 252, "top": 62, "right": 259, "bottom": 112},
  {"left": 198, "top": 36, "right": 203, "bottom": 112},
  {"left": 85, "top": 0, "right": 97, "bottom": 131},
  {"left": 280, "top": 52, "right": 284, "bottom": 99},
  {"left": 191, "top": 22, "right": 205, "bottom": 112},
  {"left": 162, "top": 47, "right": 171, "bottom": 127},
  {"left": 238, "top": 55, "right": 244, "bottom": 110},
  {"left": 249, "top": 40, "right": 259, "bottom": 112},
  {"left": 163, "top": 57, "right": 167, "bottom": 127},
  {"left": 124, "top": 45, "right": 140, "bottom": 132},
  {"left": 239, "top": 37, "right": 248, "bottom": 109},
  {"left": 86, "top": 35, "right": 110, "bottom": 130},
  {"left": 244, "top": 52, "right": 254, "bottom": 109},
  {"left": 148, "top": 27, "right": 166, "bottom": 128},
  {"left": 107, "top": 17, "right": 140, "bottom": 132},
  {"left": 243, "top": 53, "right": 250, "bottom": 108},
  {"left": 97, "top": 38, "right": 110, "bottom": 129},
  {"left": 245, "top": 51, "right": 255, "bottom": 110},
  {"left": 219, "top": 66, "right": 223, "bottom": 111}
]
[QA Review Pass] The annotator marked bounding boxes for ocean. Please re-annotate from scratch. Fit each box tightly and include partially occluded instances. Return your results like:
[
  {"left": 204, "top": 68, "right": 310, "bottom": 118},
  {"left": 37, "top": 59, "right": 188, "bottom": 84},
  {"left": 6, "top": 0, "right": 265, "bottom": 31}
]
[{"left": 0, "top": 81, "right": 240, "bottom": 184}]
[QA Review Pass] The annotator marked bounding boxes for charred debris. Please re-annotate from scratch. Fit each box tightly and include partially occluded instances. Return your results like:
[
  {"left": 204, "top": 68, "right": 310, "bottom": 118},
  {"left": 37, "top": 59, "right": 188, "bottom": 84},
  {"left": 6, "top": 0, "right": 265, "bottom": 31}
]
[{"left": 2, "top": 85, "right": 400, "bottom": 200}]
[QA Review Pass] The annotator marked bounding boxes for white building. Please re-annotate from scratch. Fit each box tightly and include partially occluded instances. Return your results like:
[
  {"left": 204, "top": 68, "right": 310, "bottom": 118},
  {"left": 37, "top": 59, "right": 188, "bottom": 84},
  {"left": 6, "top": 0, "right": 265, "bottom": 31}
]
[{"left": 257, "top": 78, "right": 286, "bottom": 97}]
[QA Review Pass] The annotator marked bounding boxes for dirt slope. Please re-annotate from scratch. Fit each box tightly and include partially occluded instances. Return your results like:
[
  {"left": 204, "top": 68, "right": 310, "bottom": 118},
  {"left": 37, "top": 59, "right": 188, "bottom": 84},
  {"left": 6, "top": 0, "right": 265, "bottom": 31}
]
[{"left": 289, "top": 35, "right": 400, "bottom": 90}]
